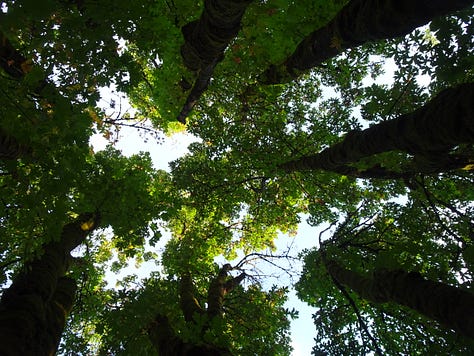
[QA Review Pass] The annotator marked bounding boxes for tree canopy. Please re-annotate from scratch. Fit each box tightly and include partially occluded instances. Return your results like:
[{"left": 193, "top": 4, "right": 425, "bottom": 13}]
[{"left": 1, "top": 0, "right": 474, "bottom": 355}]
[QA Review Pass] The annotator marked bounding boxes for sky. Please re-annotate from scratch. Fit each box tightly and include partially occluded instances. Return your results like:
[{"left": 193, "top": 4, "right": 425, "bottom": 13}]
[
  {"left": 88, "top": 54, "right": 430, "bottom": 355},
  {"left": 91, "top": 126, "right": 320, "bottom": 355}
]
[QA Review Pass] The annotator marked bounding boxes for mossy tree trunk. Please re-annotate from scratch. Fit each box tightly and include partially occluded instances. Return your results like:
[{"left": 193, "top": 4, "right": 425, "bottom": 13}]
[
  {"left": 323, "top": 155, "right": 474, "bottom": 180},
  {"left": 206, "top": 263, "right": 246, "bottom": 319},
  {"left": 0, "top": 32, "right": 32, "bottom": 160},
  {"left": 0, "top": 31, "right": 26, "bottom": 78},
  {"left": 0, "top": 213, "right": 99, "bottom": 355},
  {"left": 178, "top": 0, "right": 253, "bottom": 123},
  {"left": 0, "top": 129, "right": 31, "bottom": 161},
  {"left": 147, "top": 314, "right": 232, "bottom": 356},
  {"left": 325, "top": 259, "right": 474, "bottom": 338},
  {"left": 280, "top": 83, "right": 474, "bottom": 174},
  {"left": 148, "top": 264, "right": 245, "bottom": 355},
  {"left": 262, "top": 0, "right": 473, "bottom": 84}
]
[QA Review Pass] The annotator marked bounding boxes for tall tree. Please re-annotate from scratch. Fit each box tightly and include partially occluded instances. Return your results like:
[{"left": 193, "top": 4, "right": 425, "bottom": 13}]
[
  {"left": 71, "top": 261, "right": 294, "bottom": 355},
  {"left": 1, "top": 0, "right": 473, "bottom": 354},
  {"left": 324, "top": 258, "right": 474, "bottom": 338},
  {"left": 60, "top": 204, "right": 296, "bottom": 355},
  {"left": 0, "top": 213, "right": 99, "bottom": 355},
  {"left": 0, "top": 144, "right": 168, "bottom": 354},
  {"left": 297, "top": 200, "right": 474, "bottom": 354},
  {"left": 147, "top": 265, "right": 245, "bottom": 355},
  {"left": 280, "top": 83, "right": 474, "bottom": 174},
  {"left": 178, "top": 0, "right": 253, "bottom": 123},
  {"left": 261, "top": 0, "right": 474, "bottom": 84}
]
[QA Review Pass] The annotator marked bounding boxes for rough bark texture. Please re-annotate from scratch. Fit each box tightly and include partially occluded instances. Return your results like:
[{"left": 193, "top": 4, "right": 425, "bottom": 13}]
[
  {"left": 148, "top": 314, "right": 232, "bottom": 356},
  {"left": 177, "top": 59, "right": 219, "bottom": 123},
  {"left": 281, "top": 83, "right": 474, "bottom": 173},
  {"left": 150, "top": 265, "right": 245, "bottom": 355},
  {"left": 333, "top": 154, "right": 474, "bottom": 180},
  {"left": 44, "top": 276, "right": 78, "bottom": 355},
  {"left": 179, "top": 273, "right": 204, "bottom": 322},
  {"left": 181, "top": 0, "right": 252, "bottom": 70},
  {"left": 207, "top": 264, "right": 245, "bottom": 319},
  {"left": 0, "top": 33, "right": 33, "bottom": 160},
  {"left": 325, "top": 259, "right": 474, "bottom": 338},
  {"left": 262, "top": 0, "right": 474, "bottom": 84},
  {"left": 0, "top": 31, "right": 26, "bottom": 78},
  {"left": 0, "top": 129, "right": 32, "bottom": 161},
  {"left": 0, "top": 213, "right": 98, "bottom": 355},
  {"left": 178, "top": 0, "right": 253, "bottom": 123}
]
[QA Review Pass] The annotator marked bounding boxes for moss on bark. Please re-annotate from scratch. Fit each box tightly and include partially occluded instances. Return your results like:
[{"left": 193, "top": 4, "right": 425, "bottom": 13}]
[
  {"left": 262, "top": 0, "right": 473, "bottom": 84},
  {"left": 0, "top": 214, "right": 98, "bottom": 355},
  {"left": 281, "top": 83, "right": 474, "bottom": 173},
  {"left": 178, "top": 0, "right": 253, "bottom": 123},
  {"left": 325, "top": 259, "right": 474, "bottom": 338}
]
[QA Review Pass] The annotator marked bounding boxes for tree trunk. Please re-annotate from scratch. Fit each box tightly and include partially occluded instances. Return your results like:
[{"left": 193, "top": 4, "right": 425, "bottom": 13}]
[
  {"left": 325, "top": 259, "right": 474, "bottom": 338},
  {"left": 261, "top": 0, "right": 473, "bottom": 84},
  {"left": 0, "top": 31, "right": 26, "bottom": 78},
  {"left": 147, "top": 314, "right": 232, "bottom": 356},
  {"left": 0, "top": 129, "right": 32, "bottom": 161},
  {"left": 179, "top": 273, "right": 204, "bottom": 322},
  {"left": 181, "top": 0, "right": 253, "bottom": 70},
  {"left": 280, "top": 83, "right": 474, "bottom": 173},
  {"left": 207, "top": 264, "right": 245, "bottom": 319},
  {"left": 0, "top": 213, "right": 99, "bottom": 355},
  {"left": 177, "top": 59, "right": 219, "bottom": 123},
  {"left": 332, "top": 153, "right": 473, "bottom": 180},
  {"left": 178, "top": 0, "right": 253, "bottom": 123},
  {"left": 207, "top": 263, "right": 232, "bottom": 319},
  {"left": 149, "top": 265, "right": 244, "bottom": 355},
  {"left": 44, "top": 276, "right": 78, "bottom": 355}
]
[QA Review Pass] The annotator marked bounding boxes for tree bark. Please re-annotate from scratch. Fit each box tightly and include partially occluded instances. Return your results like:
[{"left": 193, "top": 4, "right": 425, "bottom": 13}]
[
  {"left": 178, "top": 0, "right": 253, "bottom": 123},
  {"left": 261, "top": 0, "right": 474, "bottom": 84},
  {"left": 325, "top": 259, "right": 474, "bottom": 338},
  {"left": 207, "top": 263, "right": 245, "bottom": 319},
  {"left": 149, "top": 265, "right": 245, "bottom": 355},
  {"left": 0, "top": 129, "right": 32, "bottom": 161},
  {"left": 44, "top": 276, "right": 78, "bottom": 355},
  {"left": 0, "top": 213, "right": 99, "bottom": 355},
  {"left": 177, "top": 59, "right": 219, "bottom": 124},
  {"left": 181, "top": 0, "right": 253, "bottom": 70},
  {"left": 207, "top": 263, "right": 233, "bottom": 319},
  {"left": 331, "top": 154, "right": 474, "bottom": 180},
  {"left": 280, "top": 83, "right": 474, "bottom": 173},
  {"left": 179, "top": 273, "right": 204, "bottom": 322},
  {"left": 0, "top": 31, "right": 27, "bottom": 78},
  {"left": 147, "top": 314, "right": 232, "bottom": 356}
]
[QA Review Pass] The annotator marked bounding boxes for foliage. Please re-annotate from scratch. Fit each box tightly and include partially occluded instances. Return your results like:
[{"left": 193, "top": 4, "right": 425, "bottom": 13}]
[
  {"left": 0, "top": 0, "right": 473, "bottom": 355},
  {"left": 61, "top": 268, "right": 295, "bottom": 355},
  {"left": 296, "top": 192, "right": 474, "bottom": 354}
]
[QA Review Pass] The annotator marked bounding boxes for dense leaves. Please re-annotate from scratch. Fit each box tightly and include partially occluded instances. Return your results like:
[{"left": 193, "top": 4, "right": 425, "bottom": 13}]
[
  {"left": 0, "top": 0, "right": 473, "bottom": 355},
  {"left": 296, "top": 198, "right": 474, "bottom": 354}
]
